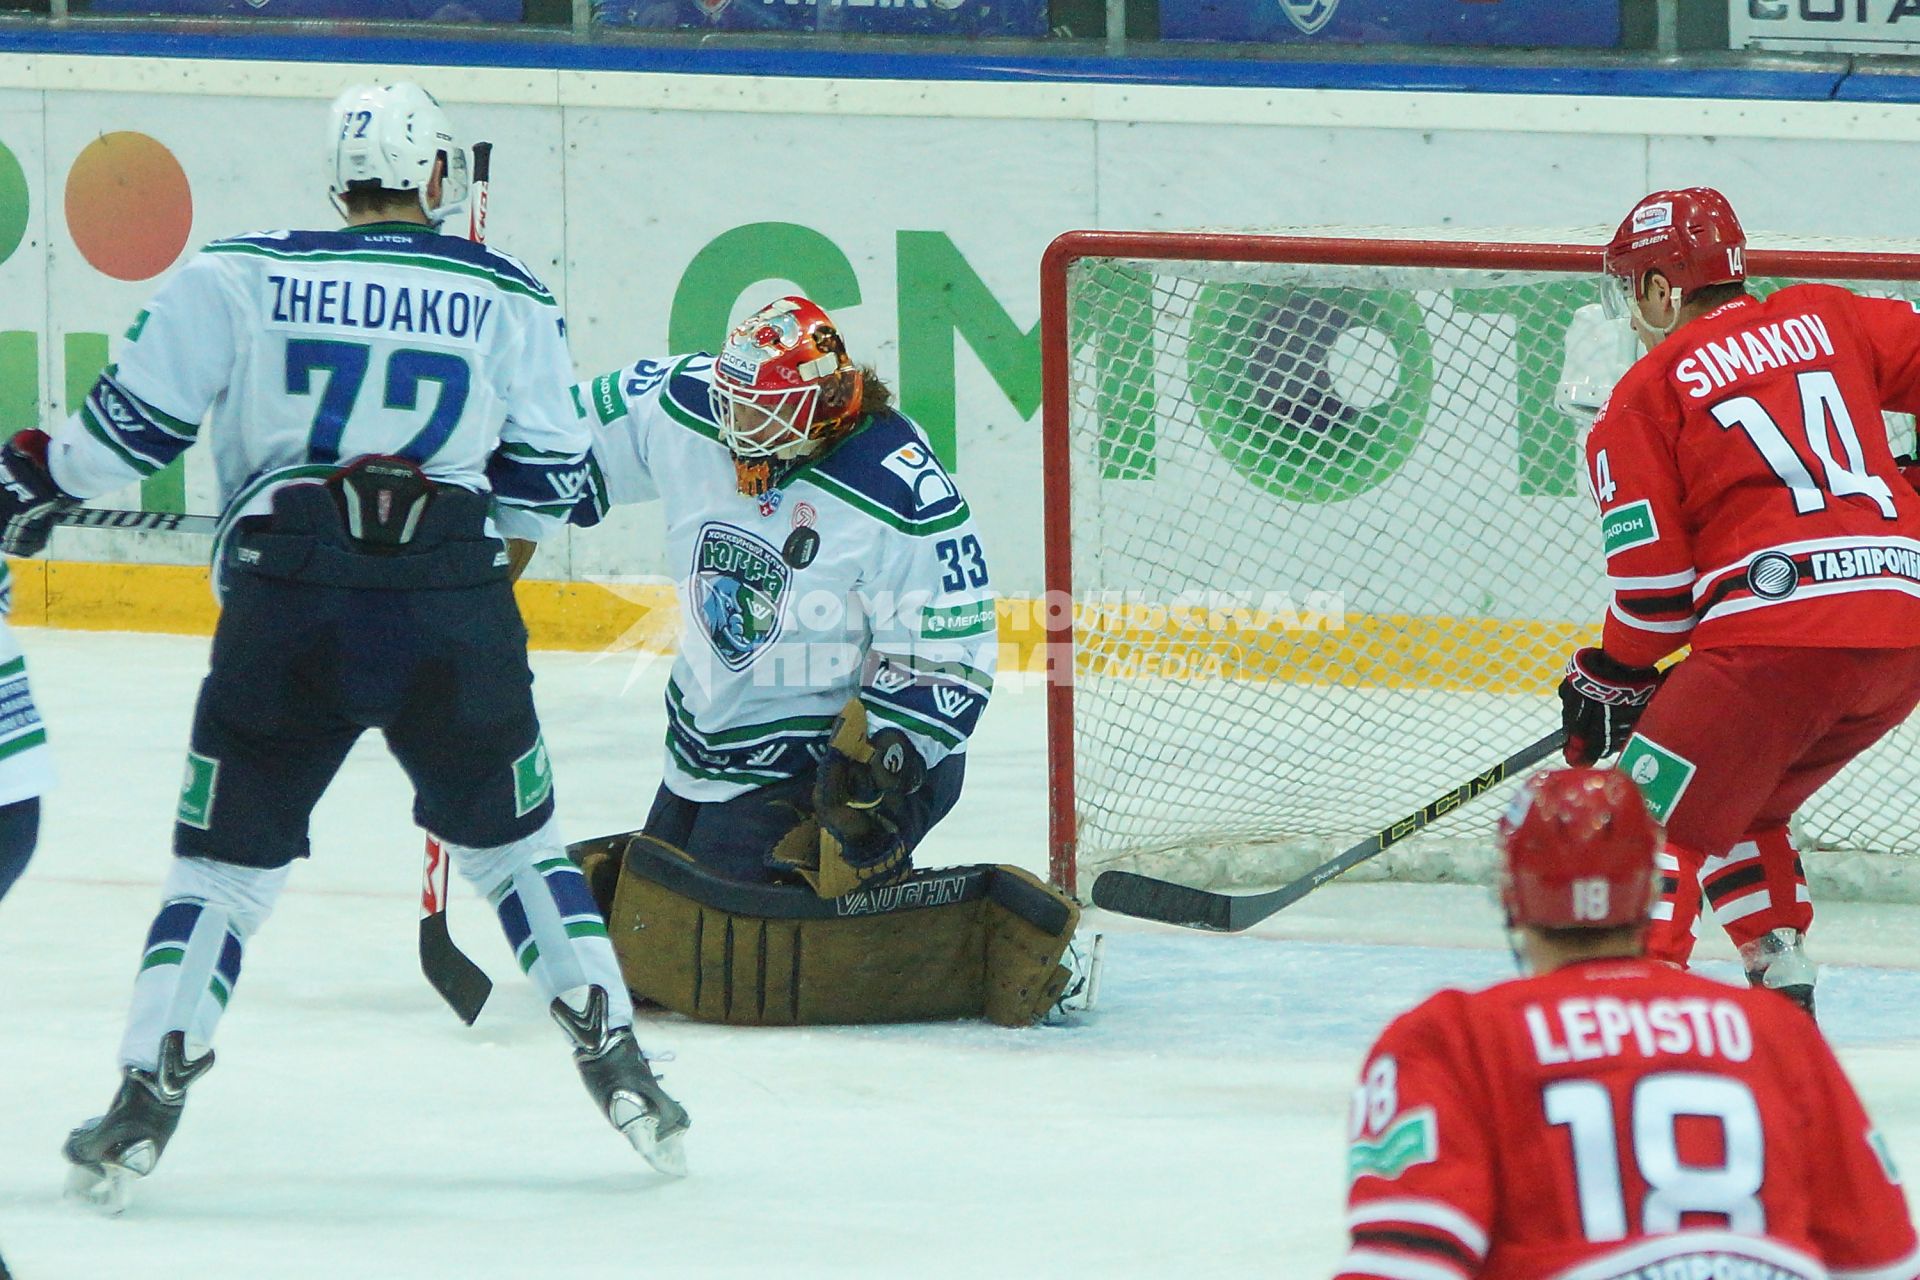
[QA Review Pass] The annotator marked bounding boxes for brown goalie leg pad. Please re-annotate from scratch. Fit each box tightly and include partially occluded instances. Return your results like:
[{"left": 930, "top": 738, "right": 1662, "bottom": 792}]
[
  {"left": 566, "top": 831, "right": 638, "bottom": 920},
  {"left": 607, "top": 836, "right": 1069, "bottom": 1025},
  {"left": 982, "top": 866, "right": 1081, "bottom": 1027}
]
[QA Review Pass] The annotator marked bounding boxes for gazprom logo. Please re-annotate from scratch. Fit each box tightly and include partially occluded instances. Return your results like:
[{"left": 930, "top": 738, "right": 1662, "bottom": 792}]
[{"left": 1279, "top": 0, "right": 1336, "bottom": 34}]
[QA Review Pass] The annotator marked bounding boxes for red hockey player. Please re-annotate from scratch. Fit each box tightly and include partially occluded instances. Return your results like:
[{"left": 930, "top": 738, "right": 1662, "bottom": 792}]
[
  {"left": 1337, "top": 768, "right": 1917, "bottom": 1280},
  {"left": 1557, "top": 186, "right": 1920, "bottom": 1012}
]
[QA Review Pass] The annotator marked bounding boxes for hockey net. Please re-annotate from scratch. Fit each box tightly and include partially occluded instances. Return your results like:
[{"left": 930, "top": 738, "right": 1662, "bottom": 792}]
[{"left": 1042, "top": 228, "right": 1920, "bottom": 905}]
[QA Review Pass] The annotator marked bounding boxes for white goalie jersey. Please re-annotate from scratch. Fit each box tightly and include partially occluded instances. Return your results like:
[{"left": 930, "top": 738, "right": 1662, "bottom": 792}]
[
  {"left": 43, "top": 223, "right": 589, "bottom": 580},
  {"left": 573, "top": 355, "right": 998, "bottom": 801}
]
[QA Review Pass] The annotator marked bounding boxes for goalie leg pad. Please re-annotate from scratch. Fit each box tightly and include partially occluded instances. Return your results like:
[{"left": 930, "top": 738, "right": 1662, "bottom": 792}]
[{"left": 604, "top": 836, "right": 1080, "bottom": 1027}]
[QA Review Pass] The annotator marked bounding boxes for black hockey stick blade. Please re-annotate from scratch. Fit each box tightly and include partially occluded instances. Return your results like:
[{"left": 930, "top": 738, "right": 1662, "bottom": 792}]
[
  {"left": 420, "top": 912, "right": 492, "bottom": 1026},
  {"left": 1090, "top": 728, "right": 1569, "bottom": 933},
  {"left": 420, "top": 835, "right": 491, "bottom": 1024}
]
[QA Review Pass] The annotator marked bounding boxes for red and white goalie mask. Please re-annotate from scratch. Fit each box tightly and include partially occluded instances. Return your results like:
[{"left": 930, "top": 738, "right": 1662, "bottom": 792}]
[{"left": 709, "top": 297, "right": 865, "bottom": 484}]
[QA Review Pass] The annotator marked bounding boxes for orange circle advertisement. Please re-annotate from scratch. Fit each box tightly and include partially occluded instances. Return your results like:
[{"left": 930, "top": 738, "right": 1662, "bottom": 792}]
[{"left": 65, "top": 132, "right": 193, "bottom": 282}]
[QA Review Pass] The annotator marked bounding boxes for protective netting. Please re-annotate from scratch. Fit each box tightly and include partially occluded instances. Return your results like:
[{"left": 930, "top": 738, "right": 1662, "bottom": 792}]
[{"left": 1055, "top": 232, "right": 1920, "bottom": 903}]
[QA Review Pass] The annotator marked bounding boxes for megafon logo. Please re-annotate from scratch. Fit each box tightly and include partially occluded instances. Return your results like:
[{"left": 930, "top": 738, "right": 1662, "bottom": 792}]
[{"left": 1278, "top": 0, "right": 1335, "bottom": 34}]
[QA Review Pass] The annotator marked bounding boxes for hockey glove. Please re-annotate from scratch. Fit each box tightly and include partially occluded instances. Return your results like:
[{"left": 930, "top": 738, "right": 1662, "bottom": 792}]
[
  {"left": 0, "top": 430, "right": 76, "bottom": 558},
  {"left": 808, "top": 699, "right": 925, "bottom": 896},
  {"left": 1558, "top": 647, "right": 1661, "bottom": 766}
]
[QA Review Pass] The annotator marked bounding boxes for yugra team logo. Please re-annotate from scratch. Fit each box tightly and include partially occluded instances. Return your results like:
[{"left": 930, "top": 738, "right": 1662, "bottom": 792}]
[{"left": 692, "top": 522, "right": 792, "bottom": 671}]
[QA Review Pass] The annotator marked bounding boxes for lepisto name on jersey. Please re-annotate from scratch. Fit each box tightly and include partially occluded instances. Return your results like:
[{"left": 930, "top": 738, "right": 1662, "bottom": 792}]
[{"left": 266, "top": 274, "right": 496, "bottom": 343}]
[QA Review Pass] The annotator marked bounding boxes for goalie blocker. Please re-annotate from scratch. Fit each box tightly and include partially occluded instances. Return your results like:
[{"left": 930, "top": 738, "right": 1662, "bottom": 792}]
[{"left": 573, "top": 834, "right": 1086, "bottom": 1027}]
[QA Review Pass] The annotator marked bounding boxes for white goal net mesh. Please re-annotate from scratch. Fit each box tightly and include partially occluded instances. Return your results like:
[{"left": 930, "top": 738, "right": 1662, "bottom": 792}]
[{"left": 1052, "top": 230, "right": 1920, "bottom": 904}]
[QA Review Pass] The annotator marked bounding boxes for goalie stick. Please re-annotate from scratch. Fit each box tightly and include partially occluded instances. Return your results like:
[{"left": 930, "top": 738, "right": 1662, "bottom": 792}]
[
  {"left": 416, "top": 137, "right": 496, "bottom": 1024},
  {"left": 1089, "top": 728, "right": 1568, "bottom": 932}
]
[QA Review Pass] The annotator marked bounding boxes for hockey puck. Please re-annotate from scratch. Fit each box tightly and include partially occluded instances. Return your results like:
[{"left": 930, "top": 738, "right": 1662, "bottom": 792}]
[{"left": 783, "top": 526, "right": 820, "bottom": 569}]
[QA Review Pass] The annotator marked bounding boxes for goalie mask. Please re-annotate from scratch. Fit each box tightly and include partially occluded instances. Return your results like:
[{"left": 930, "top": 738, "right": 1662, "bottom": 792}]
[
  {"left": 1497, "top": 767, "right": 1660, "bottom": 931},
  {"left": 709, "top": 297, "right": 865, "bottom": 497},
  {"left": 1601, "top": 187, "right": 1746, "bottom": 337},
  {"left": 326, "top": 82, "right": 470, "bottom": 227}
]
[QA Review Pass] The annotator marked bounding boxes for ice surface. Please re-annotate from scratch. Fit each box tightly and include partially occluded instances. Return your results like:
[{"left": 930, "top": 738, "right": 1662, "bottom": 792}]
[{"left": 1, "top": 632, "right": 1916, "bottom": 1278}]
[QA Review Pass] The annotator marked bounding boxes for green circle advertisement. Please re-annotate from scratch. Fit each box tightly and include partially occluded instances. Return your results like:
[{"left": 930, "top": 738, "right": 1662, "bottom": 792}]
[{"left": 1187, "top": 284, "right": 1432, "bottom": 503}]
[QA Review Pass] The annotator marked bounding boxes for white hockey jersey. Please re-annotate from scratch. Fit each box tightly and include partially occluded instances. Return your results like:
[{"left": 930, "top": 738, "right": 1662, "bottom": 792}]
[
  {"left": 573, "top": 355, "right": 997, "bottom": 802},
  {"left": 44, "top": 221, "right": 588, "bottom": 580}
]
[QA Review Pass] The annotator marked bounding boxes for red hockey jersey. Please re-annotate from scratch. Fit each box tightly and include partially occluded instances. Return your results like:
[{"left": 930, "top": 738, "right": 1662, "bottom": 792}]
[
  {"left": 1587, "top": 284, "right": 1920, "bottom": 668},
  {"left": 1337, "top": 959, "right": 1917, "bottom": 1280}
]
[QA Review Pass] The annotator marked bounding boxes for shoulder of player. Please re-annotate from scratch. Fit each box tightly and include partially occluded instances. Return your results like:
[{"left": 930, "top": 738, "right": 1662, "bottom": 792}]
[
  {"left": 798, "top": 412, "right": 971, "bottom": 537},
  {"left": 1592, "top": 356, "right": 1672, "bottom": 437},
  {"left": 578, "top": 353, "right": 720, "bottom": 438},
  {"left": 198, "top": 228, "right": 555, "bottom": 303},
  {"left": 1367, "top": 986, "right": 1481, "bottom": 1061}
]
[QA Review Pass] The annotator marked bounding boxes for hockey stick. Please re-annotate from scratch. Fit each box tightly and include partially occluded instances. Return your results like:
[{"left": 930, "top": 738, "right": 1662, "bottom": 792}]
[
  {"left": 1089, "top": 728, "right": 1568, "bottom": 932},
  {"left": 465, "top": 140, "right": 491, "bottom": 245},
  {"left": 416, "top": 138, "right": 496, "bottom": 1024},
  {"left": 420, "top": 835, "right": 491, "bottom": 1025},
  {"left": 56, "top": 507, "right": 217, "bottom": 534}
]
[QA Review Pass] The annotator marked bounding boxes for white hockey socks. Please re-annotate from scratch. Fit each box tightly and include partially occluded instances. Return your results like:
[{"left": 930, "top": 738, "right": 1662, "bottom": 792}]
[
  {"left": 440, "top": 816, "right": 635, "bottom": 1029},
  {"left": 118, "top": 857, "right": 289, "bottom": 1073}
]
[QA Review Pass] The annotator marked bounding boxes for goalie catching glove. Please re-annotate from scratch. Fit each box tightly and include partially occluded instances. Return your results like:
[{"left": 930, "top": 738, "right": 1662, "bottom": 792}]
[
  {"left": 768, "top": 698, "right": 924, "bottom": 898},
  {"left": 1558, "top": 647, "right": 1661, "bottom": 766},
  {"left": 0, "top": 430, "right": 77, "bottom": 557}
]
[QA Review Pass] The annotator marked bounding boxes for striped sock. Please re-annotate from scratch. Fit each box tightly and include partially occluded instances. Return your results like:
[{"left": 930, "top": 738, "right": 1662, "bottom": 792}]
[{"left": 1707, "top": 825, "right": 1811, "bottom": 949}]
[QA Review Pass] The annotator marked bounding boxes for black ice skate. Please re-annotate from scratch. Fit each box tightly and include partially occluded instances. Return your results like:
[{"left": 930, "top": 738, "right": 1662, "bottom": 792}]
[
  {"left": 63, "top": 1031, "right": 213, "bottom": 1213},
  {"left": 1740, "top": 927, "right": 1817, "bottom": 1017},
  {"left": 551, "top": 985, "right": 690, "bottom": 1177}
]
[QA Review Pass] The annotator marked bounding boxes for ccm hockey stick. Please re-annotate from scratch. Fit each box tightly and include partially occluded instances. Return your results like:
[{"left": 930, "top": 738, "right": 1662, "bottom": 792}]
[
  {"left": 416, "top": 138, "right": 497, "bottom": 1023},
  {"left": 1090, "top": 728, "right": 1568, "bottom": 932}
]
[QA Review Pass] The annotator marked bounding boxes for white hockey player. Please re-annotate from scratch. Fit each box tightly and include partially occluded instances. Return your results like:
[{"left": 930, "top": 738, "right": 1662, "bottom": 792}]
[
  {"left": 560, "top": 300, "right": 1096, "bottom": 1030},
  {"left": 0, "top": 545, "right": 52, "bottom": 907},
  {"left": 0, "top": 83, "right": 687, "bottom": 1210},
  {"left": 572, "top": 297, "right": 996, "bottom": 893}
]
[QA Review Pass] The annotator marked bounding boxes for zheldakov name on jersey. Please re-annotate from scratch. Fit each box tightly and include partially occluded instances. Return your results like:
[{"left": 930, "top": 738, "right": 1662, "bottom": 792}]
[{"left": 266, "top": 274, "right": 496, "bottom": 343}]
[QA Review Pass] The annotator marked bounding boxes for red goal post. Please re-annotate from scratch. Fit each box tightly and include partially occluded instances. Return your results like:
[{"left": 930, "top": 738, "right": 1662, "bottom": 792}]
[{"left": 1040, "top": 227, "right": 1920, "bottom": 900}]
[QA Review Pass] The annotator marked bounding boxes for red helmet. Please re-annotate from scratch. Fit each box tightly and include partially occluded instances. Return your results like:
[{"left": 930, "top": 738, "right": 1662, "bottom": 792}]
[
  {"left": 709, "top": 296, "right": 864, "bottom": 471},
  {"left": 1603, "top": 187, "right": 1746, "bottom": 302},
  {"left": 1497, "top": 768, "right": 1660, "bottom": 930}
]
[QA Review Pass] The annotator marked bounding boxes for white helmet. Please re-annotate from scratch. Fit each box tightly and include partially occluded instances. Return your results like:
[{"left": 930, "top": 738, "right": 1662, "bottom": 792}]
[{"left": 326, "top": 82, "right": 469, "bottom": 223}]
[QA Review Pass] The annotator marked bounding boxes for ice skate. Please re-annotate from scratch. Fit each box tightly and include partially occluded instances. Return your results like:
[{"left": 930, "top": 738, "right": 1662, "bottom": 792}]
[
  {"left": 551, "top": 985, "right": 690, "bottom": 1177},
  {"left": 63, "top": 1031, "right": 212, "bottom": 1214},
  {"left": 1740, "top": 927, "right": 1817, "bottom": 1017}
]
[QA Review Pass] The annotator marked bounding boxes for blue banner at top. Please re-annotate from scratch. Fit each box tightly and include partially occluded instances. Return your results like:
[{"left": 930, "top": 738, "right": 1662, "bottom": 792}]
[
  {"left": 84, "top": 0, "right": 524, "bottom": 18},
  {"left": 594, "top": 0, "right": 1046, "bottom": 35},
  {"left": 1162, "top": 0, "right": 1620, "bottom": 46}
]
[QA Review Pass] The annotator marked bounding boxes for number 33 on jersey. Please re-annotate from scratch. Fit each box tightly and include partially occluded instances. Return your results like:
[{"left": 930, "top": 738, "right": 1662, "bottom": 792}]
[
  {"left": 1587, "top": 284, "right": 1920, "bottom": 670},
  {"left": 1336, "top": 960, "right": 1918, "bottom": 1280}
]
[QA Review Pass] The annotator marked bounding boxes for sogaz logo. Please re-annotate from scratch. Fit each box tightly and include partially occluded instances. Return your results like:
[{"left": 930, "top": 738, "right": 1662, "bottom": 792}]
[{"left": 1279, "top": 0, "right": 1336, "bottom": 34}]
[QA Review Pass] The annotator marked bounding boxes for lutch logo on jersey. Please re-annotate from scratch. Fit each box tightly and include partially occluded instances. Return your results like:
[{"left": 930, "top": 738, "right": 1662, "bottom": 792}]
[{"left": 691, "top": 521, "right": 792, "bottom": 671}]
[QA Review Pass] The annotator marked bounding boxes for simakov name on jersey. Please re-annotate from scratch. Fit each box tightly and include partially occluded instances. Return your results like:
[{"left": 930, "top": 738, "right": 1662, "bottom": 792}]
[
  {"left": 1672, "top": 311, "right": 1835, "bottom": 399},
  {"left": 266, "top": 274, "right": 496, "bottom": 343}
]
